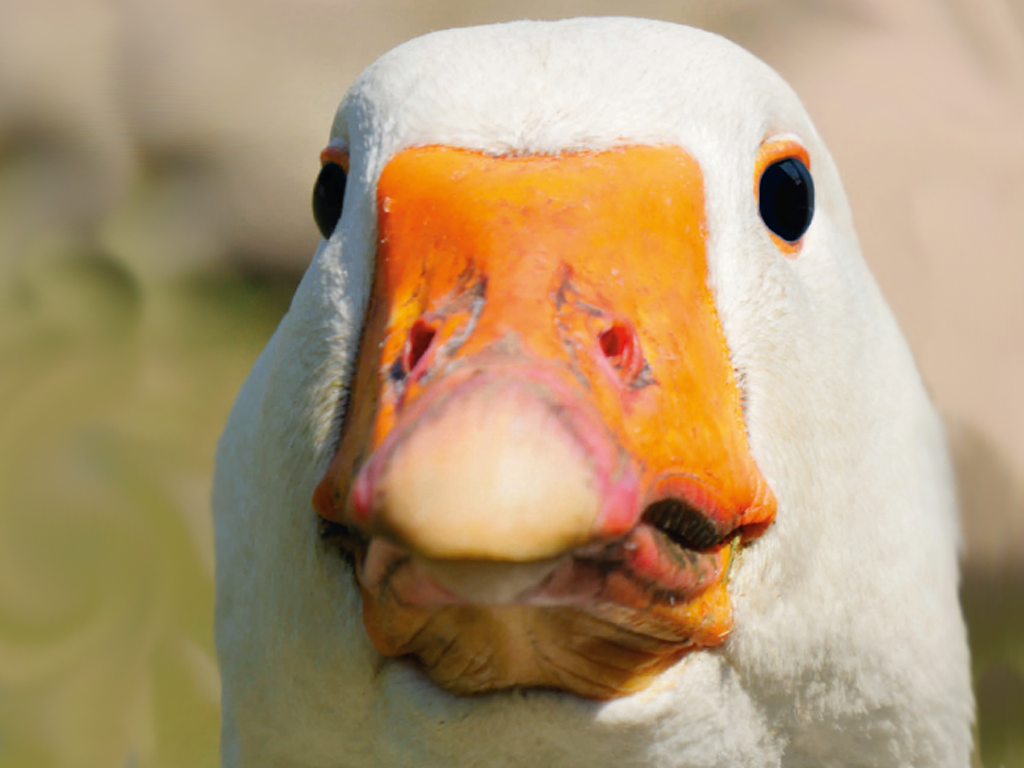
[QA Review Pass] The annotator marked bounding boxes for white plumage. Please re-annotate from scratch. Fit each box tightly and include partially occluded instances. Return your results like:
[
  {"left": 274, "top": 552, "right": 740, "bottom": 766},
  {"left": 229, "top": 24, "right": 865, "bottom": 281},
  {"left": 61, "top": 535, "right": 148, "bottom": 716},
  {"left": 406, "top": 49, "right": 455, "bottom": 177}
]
[{"left": 214, "top": 18, "right": 973, "bottom": 767}]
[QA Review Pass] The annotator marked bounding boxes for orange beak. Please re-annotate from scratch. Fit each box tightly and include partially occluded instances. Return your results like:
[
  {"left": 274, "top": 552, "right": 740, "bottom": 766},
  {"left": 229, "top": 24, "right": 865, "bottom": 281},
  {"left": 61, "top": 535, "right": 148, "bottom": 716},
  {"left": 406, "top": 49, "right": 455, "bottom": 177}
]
[{"left": 312, "top": 144, "right": 777, "bottom": 698}]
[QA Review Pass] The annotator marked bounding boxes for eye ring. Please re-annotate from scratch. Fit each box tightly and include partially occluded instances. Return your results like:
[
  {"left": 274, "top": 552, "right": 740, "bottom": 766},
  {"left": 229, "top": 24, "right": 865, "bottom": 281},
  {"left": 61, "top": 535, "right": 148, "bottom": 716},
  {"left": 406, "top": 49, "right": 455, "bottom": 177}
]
[
  {"left": 753, "top": 140, "right": 813, "bottom": 255},
  {"left": 758, "top": 156, "right": 814, "bottom": 243}
]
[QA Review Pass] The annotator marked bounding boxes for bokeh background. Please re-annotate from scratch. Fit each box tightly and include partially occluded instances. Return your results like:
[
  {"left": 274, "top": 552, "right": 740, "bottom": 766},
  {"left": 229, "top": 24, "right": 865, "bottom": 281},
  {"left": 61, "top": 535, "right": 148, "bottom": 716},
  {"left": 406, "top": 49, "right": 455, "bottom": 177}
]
[{"left": 1, "top": 0, "right": 1022, "bottom": 765}]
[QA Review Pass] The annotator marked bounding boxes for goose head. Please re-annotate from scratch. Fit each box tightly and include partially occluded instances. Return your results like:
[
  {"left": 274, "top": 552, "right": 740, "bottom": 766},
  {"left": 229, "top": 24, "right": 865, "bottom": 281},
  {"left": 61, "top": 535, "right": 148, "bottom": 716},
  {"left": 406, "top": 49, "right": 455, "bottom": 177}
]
[{"left": 214, "top": 18, "right": 973, "bottom": 767}]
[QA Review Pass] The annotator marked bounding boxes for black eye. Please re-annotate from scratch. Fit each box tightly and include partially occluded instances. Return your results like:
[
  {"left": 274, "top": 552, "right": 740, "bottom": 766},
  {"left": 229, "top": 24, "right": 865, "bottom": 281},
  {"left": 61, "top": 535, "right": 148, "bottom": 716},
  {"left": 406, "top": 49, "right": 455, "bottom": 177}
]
[
  {"left": 758, "top": 157, "right": 814, "bottom": 243},
  {"left": 313, "top": 162, "right": 347, "bottom": 239}
]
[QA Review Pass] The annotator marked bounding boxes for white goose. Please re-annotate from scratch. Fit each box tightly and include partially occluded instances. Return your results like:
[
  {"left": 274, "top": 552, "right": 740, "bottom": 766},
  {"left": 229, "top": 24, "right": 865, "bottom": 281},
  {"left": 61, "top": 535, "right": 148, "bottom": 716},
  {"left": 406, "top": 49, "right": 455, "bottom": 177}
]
[{"left": 213, "top": 18, "right": 973, "bottom": 767}]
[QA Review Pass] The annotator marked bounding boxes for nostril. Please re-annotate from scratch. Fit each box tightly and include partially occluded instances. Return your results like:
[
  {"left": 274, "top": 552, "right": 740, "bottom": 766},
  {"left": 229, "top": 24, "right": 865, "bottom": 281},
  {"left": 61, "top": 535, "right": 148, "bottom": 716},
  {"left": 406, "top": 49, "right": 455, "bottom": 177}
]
[
  {"left": 599, "top": 325, "right": 627, "bottom": 358},
  {"left": 404, "top": 319, "right": 437, "bottom": 374},
  {"left": 598, "top": 322, "right": 642, "bottom": 380}
]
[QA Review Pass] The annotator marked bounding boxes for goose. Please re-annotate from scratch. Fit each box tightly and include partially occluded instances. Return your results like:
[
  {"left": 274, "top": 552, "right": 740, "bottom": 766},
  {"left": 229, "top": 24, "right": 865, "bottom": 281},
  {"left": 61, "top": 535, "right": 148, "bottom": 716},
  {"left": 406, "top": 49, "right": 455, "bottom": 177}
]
[{"left": 213, "top": 17, "right": 973, "bottom": 767}]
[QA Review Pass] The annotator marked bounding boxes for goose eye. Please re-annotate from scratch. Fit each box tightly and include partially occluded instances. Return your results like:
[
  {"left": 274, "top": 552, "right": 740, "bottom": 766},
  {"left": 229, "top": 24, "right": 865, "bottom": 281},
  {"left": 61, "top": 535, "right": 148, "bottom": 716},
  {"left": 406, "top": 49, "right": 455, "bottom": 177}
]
[
  {"left": 758, "top": 157, "right": 814, "bottom": 243},
  {"left": 313, "top": 162, "right": 347, "bottom": 239}
]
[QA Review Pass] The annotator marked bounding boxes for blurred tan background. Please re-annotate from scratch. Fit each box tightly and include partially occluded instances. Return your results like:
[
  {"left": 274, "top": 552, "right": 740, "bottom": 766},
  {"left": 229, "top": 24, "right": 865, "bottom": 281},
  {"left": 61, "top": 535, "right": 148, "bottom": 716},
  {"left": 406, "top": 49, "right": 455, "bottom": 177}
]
[{"left": 1, "top": 0, "right": 1021, "bottom": 766}]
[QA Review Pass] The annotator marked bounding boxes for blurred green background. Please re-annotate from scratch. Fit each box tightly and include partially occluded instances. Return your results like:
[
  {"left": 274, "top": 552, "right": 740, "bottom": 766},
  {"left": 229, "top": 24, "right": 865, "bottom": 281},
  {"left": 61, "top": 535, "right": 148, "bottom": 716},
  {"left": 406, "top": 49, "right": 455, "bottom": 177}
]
[{"left": 1, "top": 0, "right": 1022, "bottom": 766}]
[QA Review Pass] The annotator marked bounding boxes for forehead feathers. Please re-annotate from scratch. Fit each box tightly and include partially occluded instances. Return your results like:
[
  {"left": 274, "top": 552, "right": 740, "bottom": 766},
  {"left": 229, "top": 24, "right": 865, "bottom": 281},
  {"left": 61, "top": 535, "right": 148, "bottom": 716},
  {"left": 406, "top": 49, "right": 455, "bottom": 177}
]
[{"left": 333, "top": 18, "right": 818, "bottom": 175}]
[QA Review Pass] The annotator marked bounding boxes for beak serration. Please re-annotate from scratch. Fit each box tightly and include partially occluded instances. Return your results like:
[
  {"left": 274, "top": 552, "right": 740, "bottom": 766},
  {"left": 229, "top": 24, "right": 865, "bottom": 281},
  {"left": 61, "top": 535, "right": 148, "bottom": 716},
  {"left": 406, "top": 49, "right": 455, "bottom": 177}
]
[{"left": 642, "top": 498, "right": 725, "bottom": 551}]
